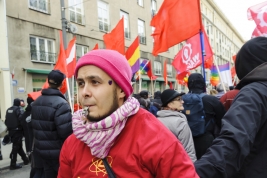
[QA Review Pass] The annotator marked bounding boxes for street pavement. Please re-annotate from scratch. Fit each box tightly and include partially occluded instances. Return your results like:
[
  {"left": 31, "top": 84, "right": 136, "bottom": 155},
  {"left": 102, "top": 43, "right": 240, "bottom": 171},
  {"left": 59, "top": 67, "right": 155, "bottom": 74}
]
[
  {"left": 0, "top": 138, "right": 30, "bottom": 177},
  {"left": 0, "top": 164, "right": 31, "bottom": 178}
]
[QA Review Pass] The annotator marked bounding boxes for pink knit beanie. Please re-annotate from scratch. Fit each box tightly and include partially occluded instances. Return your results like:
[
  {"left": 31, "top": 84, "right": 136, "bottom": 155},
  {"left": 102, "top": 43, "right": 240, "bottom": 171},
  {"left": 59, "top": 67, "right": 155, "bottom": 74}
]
[{"left": 74, "top": 49, "right": 133, "bottom": 99}]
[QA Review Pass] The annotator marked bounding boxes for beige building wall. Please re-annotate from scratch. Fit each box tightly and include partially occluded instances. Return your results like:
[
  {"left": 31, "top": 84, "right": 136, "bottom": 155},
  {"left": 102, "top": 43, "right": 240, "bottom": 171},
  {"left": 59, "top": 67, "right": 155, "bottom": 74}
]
[
  {"left": 1, "top": 0, "right": 245, "bottom": 106},
  {"left": 0, "top": 0, "right": 12, "bottom": 120}
]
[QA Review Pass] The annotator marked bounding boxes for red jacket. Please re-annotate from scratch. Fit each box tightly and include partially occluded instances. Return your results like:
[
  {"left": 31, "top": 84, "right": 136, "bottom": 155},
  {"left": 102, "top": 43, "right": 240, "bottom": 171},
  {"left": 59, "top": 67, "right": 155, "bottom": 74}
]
[
  {"left": 58, "top": 109, "right": 199, "bottom": 178},
  {"left": 220, "top": 89, "right": 239, "bottom": 111}
]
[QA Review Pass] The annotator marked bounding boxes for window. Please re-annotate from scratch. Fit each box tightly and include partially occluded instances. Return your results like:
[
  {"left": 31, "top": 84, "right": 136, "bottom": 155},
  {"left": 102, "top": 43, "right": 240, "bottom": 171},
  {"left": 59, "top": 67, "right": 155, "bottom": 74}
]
[
  {"left": 151, "top": 0, "right": 157, "bottom": 16},
  {"left": 98, "top": 1, "right": 109, "bottom": 32},
  {"left": 29, "top": 0, "right": 50, "bottom": 13},
  {"left": 138, "top": 19, "right": 146, "bottom": 44},
  {"left": 69, "top": 0, "right": 84, "bottom": 25},
  {"left": 154, "top": 61, "right": 162, "bottom": 75},
  {"left": 76, "top": 44, "right": 88, "bottom": 60},
  {"left": 137, "top": 0, "right": 144, "bottom": 7},
  {"left": 30, "top": 36, "right": 55, "bottom": 63},
  {"left": 32, "top": 77, "right": 46, "bottom": 92},
  {"left": 167, "top": 64, "right": 172, "bottom": 76},
  {"left": 120, "top": 11, "right": 130, "bottom": 39}
]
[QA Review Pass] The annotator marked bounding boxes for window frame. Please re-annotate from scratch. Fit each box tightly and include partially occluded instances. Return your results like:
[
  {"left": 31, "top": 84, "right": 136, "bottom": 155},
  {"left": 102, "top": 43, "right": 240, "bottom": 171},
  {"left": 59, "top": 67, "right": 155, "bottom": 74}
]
[
  {"left": 76, "top": 44, "right": 89, "bottom": 60},
  {"left": 154, "top": 61, "right": 162, "bottom": 75},
  {"left": 30, "top": 36, "right": 56, "bottom": 64},
  {"left": 120, "top": 11, "right": 130, "bottom": 39},
  {"left": 98, "top": 0, "right": 109, "bottom": 32},
  {"left": 138, "top": 19, "right": 146, "bottom": 44},
  {"left": 29, "top": 0, "right": 50, "bottom": 14},
  {"left": 137, "top": 0, "right": 144, "bottom": 7},
  {"left": 69, "top": 0, "right": 85, "bottom": 25},
  {"left": 167, "top": 64, "right": 172, "bottom": 77}
]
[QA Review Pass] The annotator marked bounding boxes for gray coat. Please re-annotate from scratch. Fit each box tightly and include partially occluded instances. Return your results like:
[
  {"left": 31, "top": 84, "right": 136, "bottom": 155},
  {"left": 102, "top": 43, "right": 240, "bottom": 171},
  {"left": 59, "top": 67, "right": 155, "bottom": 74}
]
[{"left": 157, "top": 110, "right": 196, "bottom": 162}]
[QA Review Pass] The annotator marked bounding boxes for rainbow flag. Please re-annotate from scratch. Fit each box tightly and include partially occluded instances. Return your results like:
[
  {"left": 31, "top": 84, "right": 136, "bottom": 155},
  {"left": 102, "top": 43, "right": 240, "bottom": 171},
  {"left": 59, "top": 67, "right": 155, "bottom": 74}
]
[
  {"left": 210, "top": 64, "right": 219, "bottom": 86},
  {"left": 125, "top": 36, "right": 140, "bottom": 73},
  {"left": 210, "top": 63, "right": 232, "bottom": 86},
  {"left": 140, "top": 60, "right": 150, "bottom": 74}
]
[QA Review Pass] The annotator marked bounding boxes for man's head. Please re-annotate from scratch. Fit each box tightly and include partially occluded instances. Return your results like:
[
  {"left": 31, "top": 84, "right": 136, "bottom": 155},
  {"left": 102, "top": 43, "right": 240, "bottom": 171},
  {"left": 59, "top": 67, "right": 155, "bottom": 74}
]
[
  {"left": 161, "top": 89, "right": 185, "bottom": 111},
  {"left": 140, "top": 90, "right": 149, "bottom": 99},
  {"left": 47, "top": 70, "right": 66, "bottom": 89},
  {"left": 154, "top": 91, "right": 161, "bottom": 99},
  {"left": 216, "top": 83, "right": 229, "bottom": 93},
  {"left": 236, "top": 37, "right": 267, "bottom": 80},
  {"left": 13, "top": 98, "right": 21, "bottom": 107},
  {"left": 20, "top": 99, "right": 25, "bottom": 107},
  {"left": 188, "top": 73, "right": 205, "bottom": 93},
  {"left": 74, "top": 49, "right": 132, "bottom": 122}
]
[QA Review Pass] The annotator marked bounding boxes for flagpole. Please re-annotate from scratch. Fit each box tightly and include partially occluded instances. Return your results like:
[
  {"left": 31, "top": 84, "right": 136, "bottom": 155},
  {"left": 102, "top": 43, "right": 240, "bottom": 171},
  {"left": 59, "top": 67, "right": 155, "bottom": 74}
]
[
  {"left": 71, "top": 76, "right": 75, "bottom": 114},
  {"left": 151, "top": 78, "right": 154, "bottom": 98},
  {"left": 200, "top": 30, "right": 206, "bottom": 88},
  {"left": 139, "top": 71, "right": 142, "bottom": 92},
  {"left": 214, "top": 57, "right": 226, "bottom": 93},
  {"left": 66, "top": 79, "right": 73, "bottom": 113}
]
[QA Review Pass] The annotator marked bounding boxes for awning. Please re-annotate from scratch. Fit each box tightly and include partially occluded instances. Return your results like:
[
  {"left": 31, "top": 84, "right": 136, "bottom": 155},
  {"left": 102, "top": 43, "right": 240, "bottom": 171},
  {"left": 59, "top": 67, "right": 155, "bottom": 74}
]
[
  {"left": 23, "top": 68, "right": 51, "bottom": 75},
  {"left": 141, "top": 76, "right": 176, "bottom": 82}
]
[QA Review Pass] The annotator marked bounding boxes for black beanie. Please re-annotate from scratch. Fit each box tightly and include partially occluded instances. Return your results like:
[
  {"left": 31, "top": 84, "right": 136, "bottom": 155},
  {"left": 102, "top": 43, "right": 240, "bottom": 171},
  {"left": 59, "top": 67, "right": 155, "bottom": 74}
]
[
  {"left": 188, "top": 73, "right": 205, "bottom": 92},
  {"left": 236, "top": 37, "right": 267, "bottom": 80}
]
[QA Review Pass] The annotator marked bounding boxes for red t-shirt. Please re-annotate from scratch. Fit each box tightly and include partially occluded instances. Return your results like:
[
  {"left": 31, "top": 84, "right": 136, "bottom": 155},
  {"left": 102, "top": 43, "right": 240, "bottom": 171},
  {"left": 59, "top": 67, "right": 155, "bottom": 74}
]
[{"left": 58, "top": 109, "right": 199, "bottom": 178}]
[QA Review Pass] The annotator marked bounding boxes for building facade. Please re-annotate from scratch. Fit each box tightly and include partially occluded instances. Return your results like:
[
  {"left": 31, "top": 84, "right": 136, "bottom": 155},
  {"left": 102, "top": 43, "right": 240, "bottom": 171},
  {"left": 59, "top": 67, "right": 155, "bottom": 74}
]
[{"left": 0, "top": 0, "right": 244, "bottom": 119}]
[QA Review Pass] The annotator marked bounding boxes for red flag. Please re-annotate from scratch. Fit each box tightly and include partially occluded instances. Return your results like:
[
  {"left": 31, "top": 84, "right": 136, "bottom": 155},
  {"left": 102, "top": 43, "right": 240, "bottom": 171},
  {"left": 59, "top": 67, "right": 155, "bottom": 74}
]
[
  {"left": 65, "top": 36, "right": 76, "bottom": 78},
  {"left": 92, "top": 43, "right": 99, "bottom": 50},
  {"left": 28, "top": 31, "right": 68, "bottom": 100},
  {"left": 232, "top": 55, "right": 237, "bottom": 63},
  {"left": 103, "top": 17, "right": 125, "bottom": 55},
  {"left": 247, "top": 1, "right": 267, "bottom": 37},
  {"left": 151, "top": 0, "right": 201, "bottom": 56},
  {"left": 169, "top": 82, "right": 173, "bottom": 89},
  {"left": 147, "top": 61, "right": 157, "bottom": 80},
  {"left": 176, "top": 71, "right": 190, "bottom": 85},
  {"left": 163, "top": 59, "right": 168, "bottom": 85},
  {"left": 172, "top": 27, "right": 213, "bottom": 73}
]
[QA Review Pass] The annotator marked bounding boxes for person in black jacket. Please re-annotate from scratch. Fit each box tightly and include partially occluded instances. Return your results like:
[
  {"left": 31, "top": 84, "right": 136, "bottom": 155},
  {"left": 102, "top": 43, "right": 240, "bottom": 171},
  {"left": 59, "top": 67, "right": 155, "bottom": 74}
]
[
  {"left": 31, "top": 70, "right": 72, "bottom": 178},
  {"left": 5, "top": 98, "right": 29, "bottom": 170},
  {"left": 195, "top": 37, "right": 267, "bottom": 178},
  {"left": 186, "top": 73, "right": 226, "bottom": 160}
]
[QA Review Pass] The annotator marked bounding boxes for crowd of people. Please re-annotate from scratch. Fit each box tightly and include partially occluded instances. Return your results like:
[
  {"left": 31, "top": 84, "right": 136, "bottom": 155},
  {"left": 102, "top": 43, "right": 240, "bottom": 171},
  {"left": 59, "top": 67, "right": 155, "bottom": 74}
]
[{"left": 1, "top": 36, "right": 267, "bottom": 178}]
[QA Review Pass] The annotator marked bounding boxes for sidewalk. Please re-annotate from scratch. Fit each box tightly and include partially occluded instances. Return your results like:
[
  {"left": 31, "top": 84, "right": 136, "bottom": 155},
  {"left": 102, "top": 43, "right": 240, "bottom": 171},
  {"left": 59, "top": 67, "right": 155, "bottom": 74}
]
[{"left": 0, "top": 138, "right": 24, "bottom": 171}]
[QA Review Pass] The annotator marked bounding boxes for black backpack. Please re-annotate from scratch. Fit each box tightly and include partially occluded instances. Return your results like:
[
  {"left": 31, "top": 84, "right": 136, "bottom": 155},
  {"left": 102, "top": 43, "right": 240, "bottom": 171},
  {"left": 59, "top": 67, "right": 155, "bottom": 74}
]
[{"left": 5, "top": 106, "right": 21, "bottom": 130}]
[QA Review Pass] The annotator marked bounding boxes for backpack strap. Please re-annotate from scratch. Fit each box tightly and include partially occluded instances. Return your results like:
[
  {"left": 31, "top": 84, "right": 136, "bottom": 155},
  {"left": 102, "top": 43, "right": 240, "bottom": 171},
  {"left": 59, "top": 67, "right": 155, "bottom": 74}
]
[{"left": 102, "top": 157, "right": 116, "bottom": 178}]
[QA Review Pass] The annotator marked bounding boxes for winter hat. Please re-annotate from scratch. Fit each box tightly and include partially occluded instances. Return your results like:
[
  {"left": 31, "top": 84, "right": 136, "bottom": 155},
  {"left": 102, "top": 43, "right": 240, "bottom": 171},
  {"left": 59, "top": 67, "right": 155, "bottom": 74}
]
[
  {"left": 13, "top": 98, "right": 21, "bottom": 106},
  {"left": 161, "top": 89, "right": 185, "bottom": 107},
  {"left": 74, "top": 49, "right": 133, "bottom": 99},
  {"left": 216, "top": 83, "right": 229, "bottom": 92},
  {"left": 188, "top": 73, "right": 205, "bottom": 92},
  {"left": 48, "top": 70, "right": 66, "bottom": 85},
  {"left": 236, "top": 37, "right": 267, "bottom": 80},
  {"left": 140, "top": 90, "right": 149, "bottom": 97}
]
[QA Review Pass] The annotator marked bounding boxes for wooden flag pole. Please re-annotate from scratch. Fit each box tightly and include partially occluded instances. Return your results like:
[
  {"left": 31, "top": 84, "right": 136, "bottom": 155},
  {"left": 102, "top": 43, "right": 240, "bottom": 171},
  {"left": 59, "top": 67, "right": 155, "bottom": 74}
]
[{"left": 66, "top": 78, "right": 73, "bottom": 113}]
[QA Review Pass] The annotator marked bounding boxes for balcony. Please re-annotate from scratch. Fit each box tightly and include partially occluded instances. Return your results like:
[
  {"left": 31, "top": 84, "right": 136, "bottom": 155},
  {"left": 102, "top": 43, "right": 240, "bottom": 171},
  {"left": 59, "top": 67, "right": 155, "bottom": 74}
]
[
  {"left": 29, "top": 0, "right": 51, "bottom": 14},
  {"left": 30, "top": 50, "right": 56, "bottom": 63}
]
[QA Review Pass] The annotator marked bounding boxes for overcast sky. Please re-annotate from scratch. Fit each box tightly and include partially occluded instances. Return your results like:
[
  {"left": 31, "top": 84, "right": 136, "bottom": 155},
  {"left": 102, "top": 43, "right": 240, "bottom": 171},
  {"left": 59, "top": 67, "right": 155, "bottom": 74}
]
[{"left": 213, "top": 0, "right": 266, "bottom": 41}]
